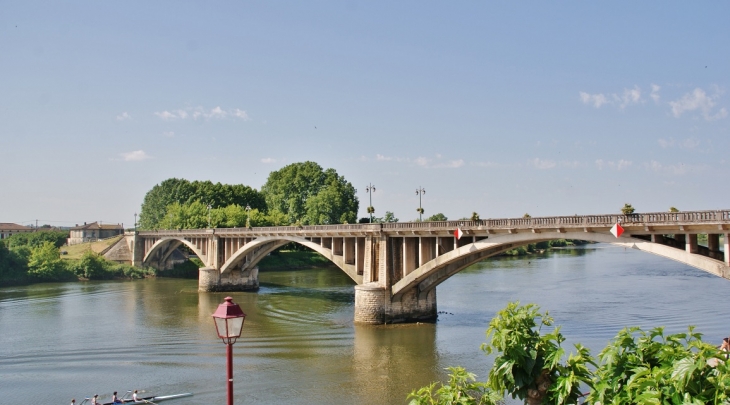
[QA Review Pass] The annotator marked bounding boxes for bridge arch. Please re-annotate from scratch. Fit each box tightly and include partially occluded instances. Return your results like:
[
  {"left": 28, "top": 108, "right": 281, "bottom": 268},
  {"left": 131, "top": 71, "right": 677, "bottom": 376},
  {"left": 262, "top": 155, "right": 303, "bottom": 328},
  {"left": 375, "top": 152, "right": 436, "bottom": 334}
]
[
  {"left": 392, "top": 231, "right": 730, "bottom": 299},
  {"left": 220, "top": 236, "right": 363, "bottom": 284},
  {"left": 143, "top": 237, "right": 206, "bottom": 266}
]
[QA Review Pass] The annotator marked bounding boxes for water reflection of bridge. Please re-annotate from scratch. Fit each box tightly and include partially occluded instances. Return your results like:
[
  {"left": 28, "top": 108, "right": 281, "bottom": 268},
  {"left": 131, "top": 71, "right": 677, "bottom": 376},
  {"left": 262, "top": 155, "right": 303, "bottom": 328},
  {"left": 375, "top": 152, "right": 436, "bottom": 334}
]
[{"left": 109, "top": 210, "right": 730, "bottom": 324}]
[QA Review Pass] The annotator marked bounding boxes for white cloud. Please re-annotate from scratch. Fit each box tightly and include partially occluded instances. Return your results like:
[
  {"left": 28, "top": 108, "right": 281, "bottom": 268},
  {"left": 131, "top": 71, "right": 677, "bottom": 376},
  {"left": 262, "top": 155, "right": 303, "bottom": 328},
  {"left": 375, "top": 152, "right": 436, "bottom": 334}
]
[
  {"left": 261, "top": 158, "right": 277, "bottom": 163},
  {"left": 162, "top": 131, "right": 175, "bottom": 138},
  {"left": 155, "top": 111, "right": 178, "bottom": 120},
  {"left": 650, "top": 84, "right": 661, "bottom": 103},
  {"left": 657, "top": 138, "right": 675, "bottom": 148},
  {"left": 120, "top": 150, "right": 151, "bottom": 161},
  {"left": 615, "top": 86, "right": 642, "bottom": 109},
  {"left": 376, "top": 154, "right": 393, "bottom": 161},
  {"left": 154, "top": 106, "right": 251, "bottom": 121},
  {"left": 580, "top": 92, "right": 609, "bottom": 108},
  {"left": 232, "top": 109, "right": 250, "bottom": 120},
  {"left": 595, "top": 159, "right": 632, "bottom": 170},
  {"left": 116, "top": 112, "right": 131, "bottom": 121},
  {"left": 645, "top": 160, "right": 707, "bottom": 175},
  {"left": 669, "top": 88, "right": 727, "bottom": 120},
  {"left": 433, "top": 159, "right": 464, "bottom": 168},
  {"left": 414, "top": 157, "right": 429, "bottom": 167},
  {"left": 532, "top": 158, "right": 556, "bottom": 169}
]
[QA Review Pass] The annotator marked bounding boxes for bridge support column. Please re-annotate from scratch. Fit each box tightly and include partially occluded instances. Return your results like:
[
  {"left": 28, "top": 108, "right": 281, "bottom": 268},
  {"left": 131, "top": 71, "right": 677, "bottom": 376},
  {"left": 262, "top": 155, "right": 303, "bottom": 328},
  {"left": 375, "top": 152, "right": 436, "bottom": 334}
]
[
  {"left": 132, "top": 233, "right": 144, "bottom": 267},
  {"left": 199, "top": 266, "right": 259, "bottom": 292},
  {"left": 686, "top": 234, "right": 698, "bottom": 254},
  {"left": 198, "top": 267, "right": 220, "bottom": 292},
  {"left": 725, "top": 233, "right": 730, "bottom": 266},
  {"left": 354, "top": 284, "right": 438, "bottom": 325}
]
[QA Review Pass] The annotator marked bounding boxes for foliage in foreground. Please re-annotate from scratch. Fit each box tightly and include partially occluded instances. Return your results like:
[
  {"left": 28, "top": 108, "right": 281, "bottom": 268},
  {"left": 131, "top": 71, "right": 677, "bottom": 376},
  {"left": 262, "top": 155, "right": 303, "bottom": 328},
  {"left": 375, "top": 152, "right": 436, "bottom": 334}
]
[{"left": 408, "top": 302, "right": 730, "bottom": 405}]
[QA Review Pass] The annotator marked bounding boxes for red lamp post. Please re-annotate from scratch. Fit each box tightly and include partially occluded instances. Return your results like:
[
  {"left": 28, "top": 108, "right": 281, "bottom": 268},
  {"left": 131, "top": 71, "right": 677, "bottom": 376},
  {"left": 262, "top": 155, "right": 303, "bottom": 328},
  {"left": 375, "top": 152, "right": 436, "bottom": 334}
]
[{"left": 212, "top": 297, "right": 247, "bottom": 405}]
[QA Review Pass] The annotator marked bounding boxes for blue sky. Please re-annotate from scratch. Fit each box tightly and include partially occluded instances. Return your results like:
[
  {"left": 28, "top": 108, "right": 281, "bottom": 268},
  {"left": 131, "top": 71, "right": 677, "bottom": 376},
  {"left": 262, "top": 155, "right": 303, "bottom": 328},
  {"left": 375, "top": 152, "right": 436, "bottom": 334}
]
[{"left": 1, "top": 2, "right": 728, "bottom": 227}]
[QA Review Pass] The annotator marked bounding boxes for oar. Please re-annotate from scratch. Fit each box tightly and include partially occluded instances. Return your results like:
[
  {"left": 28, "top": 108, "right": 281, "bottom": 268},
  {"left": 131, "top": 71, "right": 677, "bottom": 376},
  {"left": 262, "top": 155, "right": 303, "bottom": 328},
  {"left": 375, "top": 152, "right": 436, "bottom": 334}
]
[{"left": 142, "top": 399, "right": 157, "bottom": 405}]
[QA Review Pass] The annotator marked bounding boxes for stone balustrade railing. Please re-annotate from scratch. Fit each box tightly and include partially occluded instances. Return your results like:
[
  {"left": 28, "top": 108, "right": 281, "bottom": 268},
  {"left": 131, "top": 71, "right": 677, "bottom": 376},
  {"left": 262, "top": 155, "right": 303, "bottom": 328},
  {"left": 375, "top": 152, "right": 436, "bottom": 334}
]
[{"left": 136, "top": 209, "right": 730, "bottom": 237}]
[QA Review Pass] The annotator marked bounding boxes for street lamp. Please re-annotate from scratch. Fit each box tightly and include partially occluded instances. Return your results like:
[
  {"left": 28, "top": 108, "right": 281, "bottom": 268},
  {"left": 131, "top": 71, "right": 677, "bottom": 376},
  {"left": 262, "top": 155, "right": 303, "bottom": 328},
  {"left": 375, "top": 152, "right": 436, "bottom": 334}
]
[
  {"left": 416, "top": 187, "right": 426, "bottom": 221},
  {"left": 207, "top": 204, "right": 213, "bottom": 228},
  {"left": 366, "top": 183, "right": 376, "bottom": 223},
  {"left": 212, "top": 297, "right": 247, "bottom": 405},
  {"left": 133, "top": 212, "right": 137, "bottom": 232},
  {"left": 245, "top": 204, "right": 251, "bottom": 228}
]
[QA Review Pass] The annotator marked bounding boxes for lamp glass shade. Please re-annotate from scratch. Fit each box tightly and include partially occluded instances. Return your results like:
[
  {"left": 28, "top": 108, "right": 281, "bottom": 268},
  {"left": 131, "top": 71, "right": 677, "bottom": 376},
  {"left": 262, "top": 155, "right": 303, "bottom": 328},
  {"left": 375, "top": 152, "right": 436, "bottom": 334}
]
[{"left": 212, "top": 297, "right": 246, "bottom": 340}]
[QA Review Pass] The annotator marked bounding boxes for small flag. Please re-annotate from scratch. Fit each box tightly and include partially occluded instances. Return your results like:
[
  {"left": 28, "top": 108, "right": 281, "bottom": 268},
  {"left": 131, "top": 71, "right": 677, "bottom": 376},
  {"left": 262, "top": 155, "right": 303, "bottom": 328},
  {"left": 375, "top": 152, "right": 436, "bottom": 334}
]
[
  {"left": 610, "top": 223, "right": 624, "bottom": 238},
  {"left": 454, "top": 227, "right": 463, "bottom": 240}
]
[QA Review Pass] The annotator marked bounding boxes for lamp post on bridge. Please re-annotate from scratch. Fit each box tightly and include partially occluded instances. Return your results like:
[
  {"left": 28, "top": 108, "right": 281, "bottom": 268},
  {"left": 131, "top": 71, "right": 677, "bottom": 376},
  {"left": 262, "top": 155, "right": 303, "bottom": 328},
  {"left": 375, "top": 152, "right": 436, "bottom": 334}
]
[
  {"left": 212, "top": 297, "right": 247, "bottom": 405},
  {"left": 245, "top": 204, "right": 251, "bottom": 228},
  {"left": 133, "top": 212, "right": 137, "bottom": 233},
  {"left": 416, "top": 187, "right": 425, "bottom": 222},
  {"left": 366, "top": 183, "right": 376, "bottom": 223},
  {"left": 207, "top": 204, "right": 212, "bottom": 229}
]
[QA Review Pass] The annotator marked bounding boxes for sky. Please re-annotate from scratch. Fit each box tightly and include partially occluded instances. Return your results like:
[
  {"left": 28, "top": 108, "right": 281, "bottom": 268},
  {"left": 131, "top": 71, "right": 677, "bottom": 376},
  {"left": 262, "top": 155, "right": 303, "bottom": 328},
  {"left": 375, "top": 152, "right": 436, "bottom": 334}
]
[{"left": 1, "top": 2, "right": 729, "bottom": 228}]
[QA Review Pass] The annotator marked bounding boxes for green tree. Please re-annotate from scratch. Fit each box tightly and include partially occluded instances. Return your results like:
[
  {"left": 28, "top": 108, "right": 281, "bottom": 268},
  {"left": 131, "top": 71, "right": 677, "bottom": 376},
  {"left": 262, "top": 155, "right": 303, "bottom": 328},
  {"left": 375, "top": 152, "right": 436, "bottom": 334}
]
[
  {"left": 621, "top": 203, "right": 636, "bottom": 215},
  {"left": 426, "top": 213, "right": 448, "bottom": 222},
  {"left": 382, "top": 211, "right": 399, "bottom": 223},
  {"left": 27, "top": 242, "right": 72, "bottom": 281},
  {"left": 408, "top": 367, "right": 501, "bottom": 405},
  {"left": 669, "top": 206, "right": 679, "bottom": 212},
  {"left": 523, "top": 213, "right": 531, "bottom": 219},
  {"left": 470, "top": 212, "right": 480, "bottom": 221},
  {"left": 139, "top": 178, "right": 265, "bottom": 229},
  {"left": 2, "top": 230, "right": 68, "bottom": 250},
  {"left": 261, "top": 162, "right": 358, "bottom": 225}
]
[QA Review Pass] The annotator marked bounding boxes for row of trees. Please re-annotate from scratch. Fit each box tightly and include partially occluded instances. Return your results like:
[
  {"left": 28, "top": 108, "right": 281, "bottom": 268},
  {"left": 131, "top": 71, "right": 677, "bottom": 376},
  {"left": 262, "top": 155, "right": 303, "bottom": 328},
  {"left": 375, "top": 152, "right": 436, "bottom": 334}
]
[
  {"left": 409, "top": 302, "right": 730, "bottom": 405},
  {"left": 0, "top": 231, "right": 149, "bottom": 285},
  {"left": 139, "top": 162, "right": 358, "bottom": 229}
]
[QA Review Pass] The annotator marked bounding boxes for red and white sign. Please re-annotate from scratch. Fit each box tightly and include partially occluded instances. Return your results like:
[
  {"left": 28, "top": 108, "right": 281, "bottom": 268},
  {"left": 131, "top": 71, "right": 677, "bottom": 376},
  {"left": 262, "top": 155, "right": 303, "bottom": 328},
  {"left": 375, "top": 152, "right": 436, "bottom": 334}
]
[
  {"left": 610, "top": 223, "right": 624, "bottom": 238},
  {"left": 454, "top": 227, "right": 463, "bottom": 240}
]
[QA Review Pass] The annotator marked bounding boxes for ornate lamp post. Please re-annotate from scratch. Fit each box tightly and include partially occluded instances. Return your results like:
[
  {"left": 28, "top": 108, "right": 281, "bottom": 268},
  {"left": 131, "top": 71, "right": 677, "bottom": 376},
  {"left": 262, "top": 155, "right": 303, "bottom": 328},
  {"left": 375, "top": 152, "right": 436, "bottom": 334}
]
[
  {"left": 366, "top": 183, "right": 376, "bottom": 223},
  {"left": 207, "top": 204, "right": 213, "bottom": 228},
  {"left": 416, "top": 187, "right": 426, "bottom": 221},
  {"left": 212, "top": 297, "right": 247, "bottom": 405},
  {"left": 133, "top": 212, "right": 137, "bottom": 233},
  {"left": 245, "top": 204, "right": 251, "bottom": 228}
]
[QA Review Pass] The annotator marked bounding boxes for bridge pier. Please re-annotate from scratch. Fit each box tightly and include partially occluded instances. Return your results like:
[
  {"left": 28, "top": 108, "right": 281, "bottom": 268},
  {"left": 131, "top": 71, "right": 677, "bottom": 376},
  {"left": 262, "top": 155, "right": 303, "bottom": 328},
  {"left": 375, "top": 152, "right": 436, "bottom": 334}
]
[
  {"left": 354, "top": 283, "right": 437, "bottom": 325},
  {"left": 198, "top": 266, "right": 260, "bottom": 292}
]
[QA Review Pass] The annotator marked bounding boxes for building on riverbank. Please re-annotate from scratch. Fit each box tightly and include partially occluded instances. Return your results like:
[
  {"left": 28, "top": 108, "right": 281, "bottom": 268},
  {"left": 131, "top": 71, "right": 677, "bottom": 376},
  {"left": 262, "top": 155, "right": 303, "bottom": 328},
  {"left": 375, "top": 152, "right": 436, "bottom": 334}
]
[
  {"left": 67, "top": 222, "right": 124, "bottom": 245},
  {"left": 0, "top": 223, "right": 33, "bottom": 239}
]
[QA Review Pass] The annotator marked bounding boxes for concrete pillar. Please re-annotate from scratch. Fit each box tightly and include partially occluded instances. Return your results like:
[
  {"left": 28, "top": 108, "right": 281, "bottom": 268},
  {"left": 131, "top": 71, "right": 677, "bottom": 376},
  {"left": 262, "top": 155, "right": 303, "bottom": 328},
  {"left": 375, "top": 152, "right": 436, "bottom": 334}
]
[
  {"left": 354, "top": 283, "right": 387, "bottom": 324},
  {"left": 387, "top": 288, "right": 437, "bottom": 324},
  {"left": 198, "top": 267, "right": 220, "bottom": 292},
  {"left": 725, "top": 233, "right": 730, "bottom": 266},
  {"left": 356, "top": 237, "right": 365, "bottom": 275},
  {"left": 132, "top": 233, "right": 144, "bottom": 267},
  {"left": 708, "top": 234, "right": 720, "bottom": 252},
  {"left": 651, "top": 234, "right": 665, "bottom": 245},
  {"left": 686, "top": 234, "right": 698, "bottom": 254},
  {"left": 344, "top": 237, "right": 355, "bottom": 265},
  {"left": 403, "top": 238, "right": 418, "bottom": 275}
]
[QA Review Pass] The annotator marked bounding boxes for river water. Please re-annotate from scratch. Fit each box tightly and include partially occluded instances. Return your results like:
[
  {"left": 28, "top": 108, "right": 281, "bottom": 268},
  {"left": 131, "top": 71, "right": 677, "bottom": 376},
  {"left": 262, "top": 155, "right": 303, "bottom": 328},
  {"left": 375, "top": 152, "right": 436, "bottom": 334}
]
[{"left": 2, "top": 244, "right": 730, "bottom": 404}]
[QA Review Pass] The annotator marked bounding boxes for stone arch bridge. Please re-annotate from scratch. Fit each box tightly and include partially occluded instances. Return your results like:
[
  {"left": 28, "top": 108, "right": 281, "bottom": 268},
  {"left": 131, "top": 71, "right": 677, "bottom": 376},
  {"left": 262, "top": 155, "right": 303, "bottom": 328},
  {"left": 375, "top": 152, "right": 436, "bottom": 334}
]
[{"left": 111, "top": 210, "right": 730, "bottom": 324}]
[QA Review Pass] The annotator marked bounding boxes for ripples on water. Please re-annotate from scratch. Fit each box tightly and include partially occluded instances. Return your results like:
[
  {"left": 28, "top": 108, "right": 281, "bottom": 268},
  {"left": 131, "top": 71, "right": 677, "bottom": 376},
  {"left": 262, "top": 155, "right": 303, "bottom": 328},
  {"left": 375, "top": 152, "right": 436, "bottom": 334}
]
[{"left": 2, "top": 244, "right": 730, "bottom": 404}]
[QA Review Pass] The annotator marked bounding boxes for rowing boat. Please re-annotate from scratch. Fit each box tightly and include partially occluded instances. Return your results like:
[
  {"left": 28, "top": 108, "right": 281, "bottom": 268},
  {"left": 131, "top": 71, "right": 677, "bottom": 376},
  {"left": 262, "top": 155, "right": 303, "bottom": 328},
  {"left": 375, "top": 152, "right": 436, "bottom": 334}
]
[{"left": 100, "top": 393, "right": 193, "bottom": 405}]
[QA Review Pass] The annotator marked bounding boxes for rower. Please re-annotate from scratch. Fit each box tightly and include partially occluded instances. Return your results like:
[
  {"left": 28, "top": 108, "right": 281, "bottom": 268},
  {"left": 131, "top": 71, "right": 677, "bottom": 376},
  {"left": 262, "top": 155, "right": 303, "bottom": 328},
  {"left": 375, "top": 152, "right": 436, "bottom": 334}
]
[
  {"left": 132, "top": 390, "right": 141, "bottom": 403},
  {"left": 112, "top": 391, "right": 125, "bottom": 404},
  {"left": 91, "top": 395, "right": 101, "bottom": 405}
]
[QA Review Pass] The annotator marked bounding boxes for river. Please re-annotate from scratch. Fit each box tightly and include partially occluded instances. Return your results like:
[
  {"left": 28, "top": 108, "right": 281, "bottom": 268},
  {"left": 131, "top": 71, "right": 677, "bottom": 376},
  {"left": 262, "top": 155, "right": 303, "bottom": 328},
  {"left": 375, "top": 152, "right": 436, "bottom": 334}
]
[{"left": 2, "top": 244, "right": 729, "bottom": 404}]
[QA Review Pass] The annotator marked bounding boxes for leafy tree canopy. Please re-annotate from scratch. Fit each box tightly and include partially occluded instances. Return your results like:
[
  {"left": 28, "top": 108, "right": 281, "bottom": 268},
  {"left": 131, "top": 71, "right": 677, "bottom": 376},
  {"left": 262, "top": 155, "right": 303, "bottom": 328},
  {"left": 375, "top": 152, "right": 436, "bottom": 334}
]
[
  {"left": 261, "top": 161, "right": 358, "bottom": 225},
  {"left": 425, "top": 213, "right": 448, "bottom": 222},
  {"left": 139, "top": 178, "right": 265, "bottom": 229},
  {"left": 621, "top": 203, "right": 636, "bottom": 215}
]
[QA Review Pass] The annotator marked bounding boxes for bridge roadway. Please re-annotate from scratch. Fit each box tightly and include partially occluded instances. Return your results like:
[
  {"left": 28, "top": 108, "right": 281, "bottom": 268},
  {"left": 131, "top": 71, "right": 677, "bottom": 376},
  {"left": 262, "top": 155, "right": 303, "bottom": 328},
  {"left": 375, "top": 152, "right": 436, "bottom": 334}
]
[{"left": 113, "top": 210, "right": 730, "bottom": 324}]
